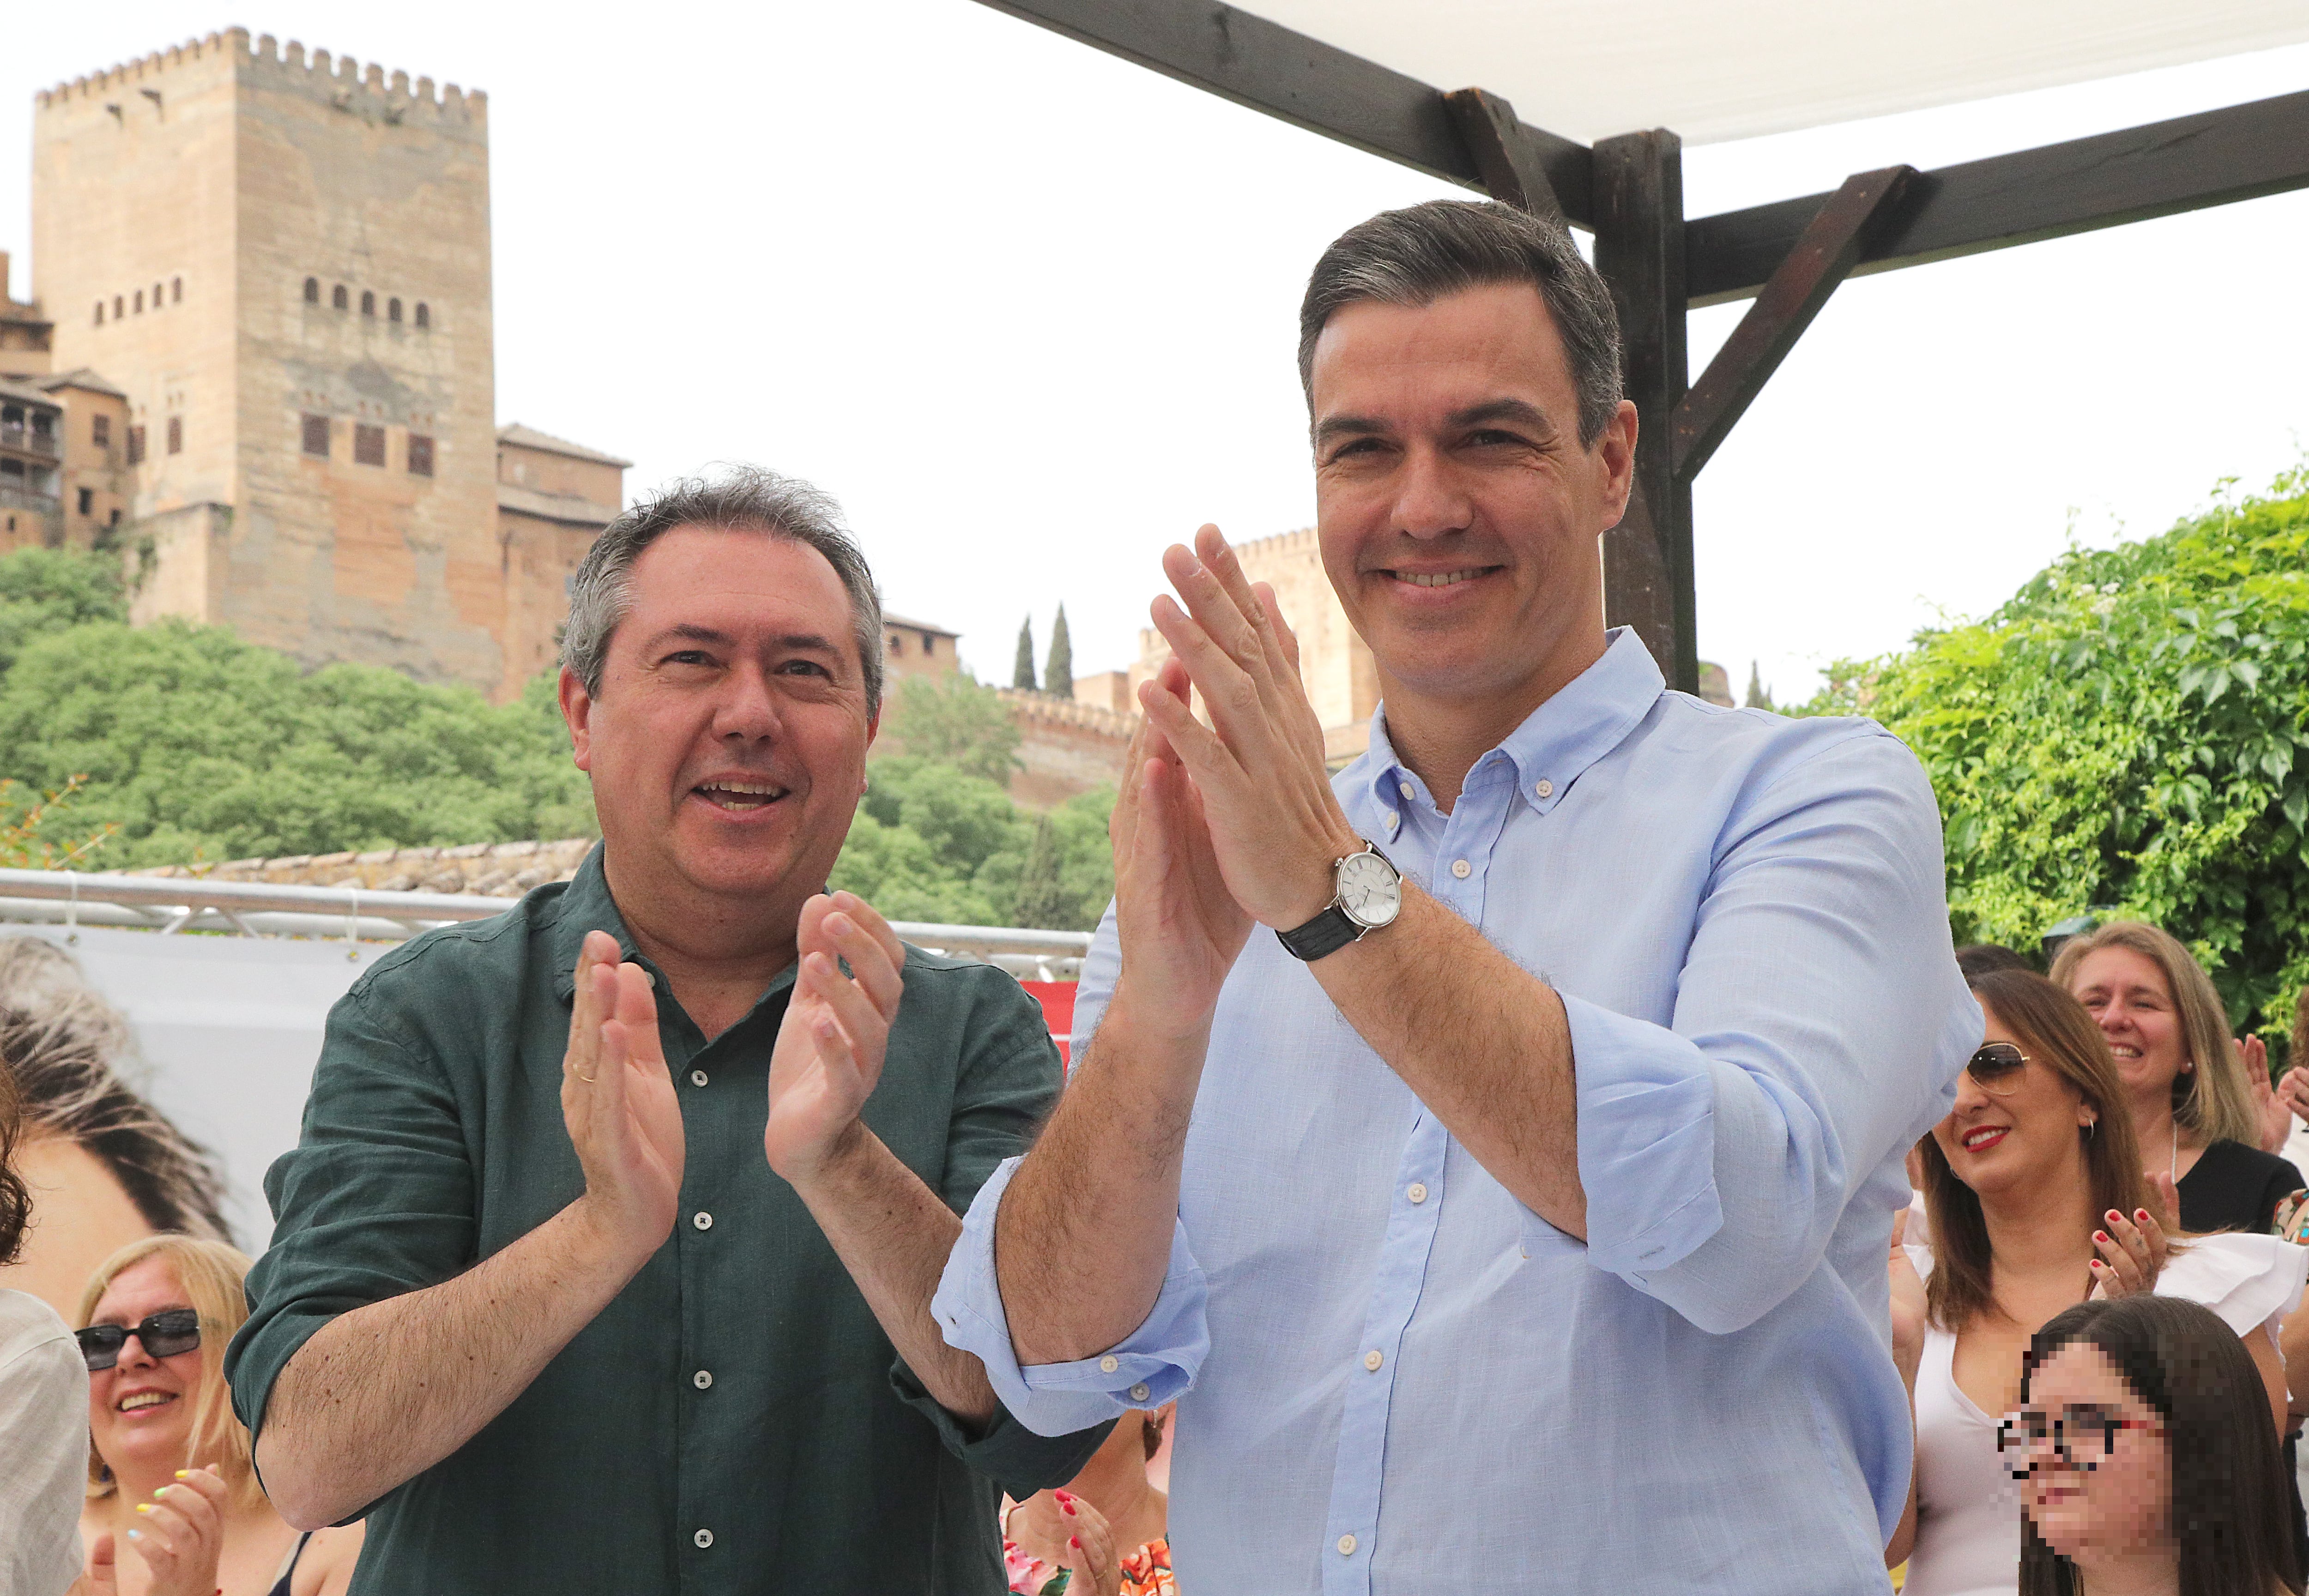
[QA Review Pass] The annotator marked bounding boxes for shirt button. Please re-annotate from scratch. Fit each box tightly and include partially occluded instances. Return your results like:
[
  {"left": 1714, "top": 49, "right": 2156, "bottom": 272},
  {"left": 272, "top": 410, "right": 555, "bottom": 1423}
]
[
  {"left": 1450, "top": 858, "right": 1471, "bottom": 879},
  {"left": 692, "top": 1211, "right": 713, "bottom": 1231},
  {"left": 1099, "top": 1355, "right": 1118, "bottom": 1373},
  {"left": 690, "top": 1069, "right": 708, "bottom": 1087},
  {"left": 1337, "top": 1534, "right": 1358, "bottom": 1556},
  {"left": 1363, "top": 1350, "right": 1383, "bottom": 1372},
  {"left": 692, "top": 1369, "right": 713, "bottom": 1390},
  {"left": 1382, "top": 808, "right": 1398, "bottom": 829},
  {"left": 1398, "top": 779, "right": 1414, "bottom": 799},
  {"left": 1130, "top": 1382, "right": 1151, "bottom": 1402},
  {"left": 693, "top": 1529, "right": 713, "bottom": 1549},
  {"left": 1535, "top": 778, "right": 1554, "bottom": 798},
  {"left": 1407, "top": 1182, "right": 1428, "bottom": 1204}
]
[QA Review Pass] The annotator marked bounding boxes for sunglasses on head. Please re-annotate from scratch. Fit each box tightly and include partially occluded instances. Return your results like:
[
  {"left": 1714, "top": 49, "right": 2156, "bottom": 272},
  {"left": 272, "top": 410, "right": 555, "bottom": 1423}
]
[
  {"left": 76, "top": 1308, "right": 202, "bottom": 1372},
  {"left": 1967, "top": 1042, "right": 2028, "bottom": 1094}
]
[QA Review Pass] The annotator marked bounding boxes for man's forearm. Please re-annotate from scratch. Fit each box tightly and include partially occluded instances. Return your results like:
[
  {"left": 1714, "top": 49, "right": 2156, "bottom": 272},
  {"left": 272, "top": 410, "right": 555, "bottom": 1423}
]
[
  {"left": 786, "top": 1125, "right": 999, "bottom": 1423},
  {"left": 255, "top": 1200, "right": 651, "bottom": 1530},
  {"left": 1314, "top": 886, "right": 1589, "bottom": 1237},
  {"left": 995, "top": 984, "right": 1207, "bottom": 1365}
]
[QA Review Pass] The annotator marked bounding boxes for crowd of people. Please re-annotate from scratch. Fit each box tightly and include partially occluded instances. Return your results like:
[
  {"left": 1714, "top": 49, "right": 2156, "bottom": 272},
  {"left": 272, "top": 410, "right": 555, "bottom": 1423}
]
[{"left": 0, "top": 196, "right": 2302, "bottom": 1594}]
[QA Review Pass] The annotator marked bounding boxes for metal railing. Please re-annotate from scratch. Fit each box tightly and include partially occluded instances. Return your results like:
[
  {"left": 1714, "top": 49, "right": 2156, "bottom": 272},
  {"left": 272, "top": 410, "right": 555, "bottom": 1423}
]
[
  {"left": 0, "top": 867, "right": 1090, "bottom": 979},
  {"left": 0, "top": 422, "right": 60, "bottom": 459}
]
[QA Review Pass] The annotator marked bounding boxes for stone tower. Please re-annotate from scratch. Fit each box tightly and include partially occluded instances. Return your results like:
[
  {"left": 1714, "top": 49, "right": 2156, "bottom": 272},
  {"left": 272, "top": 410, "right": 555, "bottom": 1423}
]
[{"left": 32, "top": 30, "right": 505, "bottom": 691}]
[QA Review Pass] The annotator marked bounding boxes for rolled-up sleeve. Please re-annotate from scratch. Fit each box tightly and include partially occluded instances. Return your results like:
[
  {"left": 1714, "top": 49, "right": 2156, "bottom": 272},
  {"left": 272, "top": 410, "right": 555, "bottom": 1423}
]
[
  {"left": 934, "top": 1154, "right": 1210, "bottom": 1438},
  {"left": 1571, "top": 729, "right": 1980, "bottom": 1334}
]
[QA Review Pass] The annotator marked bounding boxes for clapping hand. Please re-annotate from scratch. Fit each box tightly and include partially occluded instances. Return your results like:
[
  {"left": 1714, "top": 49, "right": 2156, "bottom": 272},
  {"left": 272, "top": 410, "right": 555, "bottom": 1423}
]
[
  {"left": 107, "top": 1466, "right": 227, "bottom": 1596},
  {"left": 2088, "top": 1201, "right": 2168, "bottom": 1298},
  {"left": 764, "top": 891, "right": 905, "bottom": 1184},
  {"left": 563, "top": 931, "right": 685, "bottom": 1260},
  {"left": 1137, "top": 525, "right": 1364, "bottom": 933}
]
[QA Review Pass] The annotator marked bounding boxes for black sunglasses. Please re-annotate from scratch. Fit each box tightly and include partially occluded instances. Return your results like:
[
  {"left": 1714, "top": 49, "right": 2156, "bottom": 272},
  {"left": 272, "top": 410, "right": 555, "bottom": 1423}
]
[
  {"left": 1968, "top": 1042, "right": 2029, "bottom": 1094},
  {"left": 76, "top": 1308, "right": 202, "bottom": 1372}
]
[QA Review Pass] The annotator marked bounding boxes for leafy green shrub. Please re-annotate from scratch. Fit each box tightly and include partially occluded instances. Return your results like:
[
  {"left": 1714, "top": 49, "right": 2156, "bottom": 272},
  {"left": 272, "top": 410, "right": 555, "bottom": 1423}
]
[{"left": 1800, "top": 470, "right": 2309, "bottom": 1048}]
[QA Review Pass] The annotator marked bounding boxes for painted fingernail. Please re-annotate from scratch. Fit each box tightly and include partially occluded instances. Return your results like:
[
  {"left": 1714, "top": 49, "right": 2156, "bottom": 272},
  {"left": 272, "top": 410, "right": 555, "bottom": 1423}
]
[
  {"left": 2136, "top": 1210, "right": 2151, "bottom": 1222},
  {"left": 126, "top": 1529, "right": 143, "bottom": 1542},
  {"left": 1070, "top": 1536, "right": 1082, "bottom": 1550},
  {"left": 136, "top": 1503, "right": 153, "bottom": 1514},
  {"left": 174, "top": 1470, "right": 189, "bottom": 1479},
  {"left": 2107, "top": 1211, "right": 2122, "bottom": 1223},
  {"left": 1062, "top": 1500, "right": 1076, "bottom": 1516},
  {"left": 2094, "top": 1232, "right": 2109, "bottom": 1244}
]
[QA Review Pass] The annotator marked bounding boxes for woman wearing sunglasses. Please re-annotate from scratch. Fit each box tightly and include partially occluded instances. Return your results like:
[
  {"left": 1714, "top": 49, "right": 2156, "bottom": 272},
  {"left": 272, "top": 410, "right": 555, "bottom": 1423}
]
[
  {"left": 1886, "top": 969, "right": 2302, "bottom": 1596},
  {"left": 2015, "top": 1294, "right": 2301, "bottom": 1595},
  {"left": 71, "top": 1236, "right": 362, "bottom": 1596}
]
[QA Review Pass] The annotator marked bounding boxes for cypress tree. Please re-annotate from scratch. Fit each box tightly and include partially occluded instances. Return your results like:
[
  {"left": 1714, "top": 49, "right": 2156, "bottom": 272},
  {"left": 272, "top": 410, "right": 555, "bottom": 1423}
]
[
  {"left": 1744, "top": 661, "right": 1774, "bottom": 711},
  {"left": 1044, "top": 604, "right": 1073, "bottom": 699},
  {"left": 1012, "top": 814, "right": 1067, "bottom": 929},
  {"left": 1012, "top": 616, "right": 1037, "bottom": 692}
]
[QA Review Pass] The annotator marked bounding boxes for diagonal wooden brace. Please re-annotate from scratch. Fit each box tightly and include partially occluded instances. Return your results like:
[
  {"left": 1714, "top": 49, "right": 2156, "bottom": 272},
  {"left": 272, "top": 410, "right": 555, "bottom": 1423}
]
[
  {"left": 1444, "top": 87, "right": 1567, "bottom": 223},
  {"left": 1671, "top": 164, "right": 1916, "bottom": 483}
]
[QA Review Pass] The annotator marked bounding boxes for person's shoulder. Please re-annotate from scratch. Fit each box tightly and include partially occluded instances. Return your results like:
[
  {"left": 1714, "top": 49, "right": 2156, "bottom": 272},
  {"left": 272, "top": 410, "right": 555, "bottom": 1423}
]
[
  {"left": 1649, "top": 693, "right": 1914, "bottom": 775},
  {"left": 340, "top": 878, "right": 574, "bottom": 1005},
  {"left": 2202, "top": 1138, "right": 2298, "bottom": 1181},
  {"left": 898, "top": 944, "right": 1046, "bottom": 1013},
  {"left": 0, "top": 1286, "right": 73, "bottom": 1360},
  {"left": 2159, "top": 1230, "right": 2309, "bottom": 1331}
]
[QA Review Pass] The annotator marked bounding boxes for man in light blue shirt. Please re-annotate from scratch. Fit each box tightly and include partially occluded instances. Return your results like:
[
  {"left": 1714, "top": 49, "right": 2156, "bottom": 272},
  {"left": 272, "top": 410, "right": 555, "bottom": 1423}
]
[{"left": 936, "top": 199, "right": 1979, "bottom": 1591}]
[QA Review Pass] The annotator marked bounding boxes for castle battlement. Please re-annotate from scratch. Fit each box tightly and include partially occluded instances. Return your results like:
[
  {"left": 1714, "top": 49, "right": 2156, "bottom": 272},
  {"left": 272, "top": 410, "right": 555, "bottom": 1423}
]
[
  {"left": 38, "top": 27, "right": 484, "bottom": 122},
  {"left": 1233, "top": 525, "right": 1320, "bottom": 558},
  {"left": 994, "top": 686, "right": 1139, "bottom": 741}
]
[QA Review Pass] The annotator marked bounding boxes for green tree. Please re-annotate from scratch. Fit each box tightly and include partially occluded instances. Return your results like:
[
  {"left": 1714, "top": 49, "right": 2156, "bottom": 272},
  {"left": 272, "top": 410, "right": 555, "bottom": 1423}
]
[
  {"left": 0, "top": 547, "right": 127, "bottom": 676},
  {"left": 1795, "top": 468, "right": 2309, "bottom": 1053},
  {"left": 881, "top": 673, "right": 1021, "bottom": 785},
  {"left": 1744, "top": 661, "right": 1775, "bottom": 711},
  {"left": 1044, "top": 605, "right": 1073, "bottom": 699},
  {"left": 1012, "top": 615, "right": 1037, "bottom": 692},
  {"left": 0, "top": 619, "right": 595, "bottom": 866}
]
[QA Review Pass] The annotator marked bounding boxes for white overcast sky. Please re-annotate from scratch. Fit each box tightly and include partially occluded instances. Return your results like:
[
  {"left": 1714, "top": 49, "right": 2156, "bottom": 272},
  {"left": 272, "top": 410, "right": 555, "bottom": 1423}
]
[{"left": 8, "top": 6, "right": 2306, "bottom": 702}]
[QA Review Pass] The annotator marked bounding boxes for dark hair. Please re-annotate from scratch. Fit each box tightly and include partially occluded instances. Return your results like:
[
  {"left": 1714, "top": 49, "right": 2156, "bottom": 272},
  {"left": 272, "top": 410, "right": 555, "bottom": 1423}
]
[
  {"left": 1920, "top": 969, "right": 2167, "bottom": 1332},
  {"left": 561, "top": 465, "right": 885, "bottom": 716},
  {"left": 1298, "top": 199, "right": 1624, "bottom": 447},
  {"left": 0, "top": 942, "right": 230, "bottom": 1244},
  {"left": 0, "top": 1055, "right": 31, "bottom": 1265},
  {"left": 2019, "top": 1295, "right": 2301, "bottom": 1596},
  {"left": 1957, "top": 943, "right": 2033, "bottom": 981}
]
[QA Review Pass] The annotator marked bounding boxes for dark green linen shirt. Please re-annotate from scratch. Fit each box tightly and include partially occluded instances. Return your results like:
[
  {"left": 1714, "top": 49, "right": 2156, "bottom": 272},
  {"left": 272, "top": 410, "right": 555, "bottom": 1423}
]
[{"left": 227, "top": 847, "right": 1106, "bottom": 1595}]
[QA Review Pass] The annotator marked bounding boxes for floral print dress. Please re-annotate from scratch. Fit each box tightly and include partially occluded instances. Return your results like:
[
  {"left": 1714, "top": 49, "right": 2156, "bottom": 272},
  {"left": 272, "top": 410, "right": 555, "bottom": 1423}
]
[{"left": 1005, "top": 1535, "right": 1176, "bottom": 1595}]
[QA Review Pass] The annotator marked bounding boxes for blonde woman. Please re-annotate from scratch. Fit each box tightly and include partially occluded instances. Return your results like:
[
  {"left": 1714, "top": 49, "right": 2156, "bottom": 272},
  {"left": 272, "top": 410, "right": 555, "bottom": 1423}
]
[
  {"left": 73, "top": 1236, "right": 361, "bottom": 1596},
  {"left": 2053, "top": 923, "right": 2301, "bottom": 1235}
]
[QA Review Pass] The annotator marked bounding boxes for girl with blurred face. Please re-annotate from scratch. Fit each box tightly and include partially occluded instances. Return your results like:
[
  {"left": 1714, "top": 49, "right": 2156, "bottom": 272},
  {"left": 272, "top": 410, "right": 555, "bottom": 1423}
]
[
  {"left": 2016, "top": 1295, "right": 2301, "bottom": 1596},
  {"left": 74, "top": 1236, "right": 362, "bottom": 1596}
]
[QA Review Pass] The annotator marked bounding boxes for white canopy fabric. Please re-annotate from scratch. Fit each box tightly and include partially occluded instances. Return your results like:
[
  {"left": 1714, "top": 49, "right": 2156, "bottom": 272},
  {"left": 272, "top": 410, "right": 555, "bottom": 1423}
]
[{"left": 1238, "top": 0, "right": 2309, "bottom": 145}]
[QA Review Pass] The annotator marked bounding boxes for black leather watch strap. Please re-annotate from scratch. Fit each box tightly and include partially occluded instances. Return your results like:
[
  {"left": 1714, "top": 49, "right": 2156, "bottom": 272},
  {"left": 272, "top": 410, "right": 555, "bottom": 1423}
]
[{"left": 1277, "top": 903, "right": 1363, "bottom": 963}]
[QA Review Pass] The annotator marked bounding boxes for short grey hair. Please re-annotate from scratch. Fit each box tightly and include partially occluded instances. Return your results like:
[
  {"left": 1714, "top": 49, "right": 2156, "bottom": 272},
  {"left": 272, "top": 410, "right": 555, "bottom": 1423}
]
[
  {"left": 1298, "top": 199, "right": 1624, "bottom": 447},
  {"left": 562, "top": 465, "right": 886, "bottom": 717}
]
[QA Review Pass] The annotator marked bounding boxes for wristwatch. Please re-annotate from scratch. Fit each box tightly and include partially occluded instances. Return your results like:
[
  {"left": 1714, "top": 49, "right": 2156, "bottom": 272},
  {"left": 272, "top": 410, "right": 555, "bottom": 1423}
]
[{"left": 1276, "top": 840, "right": 1402, "bottom": 962}]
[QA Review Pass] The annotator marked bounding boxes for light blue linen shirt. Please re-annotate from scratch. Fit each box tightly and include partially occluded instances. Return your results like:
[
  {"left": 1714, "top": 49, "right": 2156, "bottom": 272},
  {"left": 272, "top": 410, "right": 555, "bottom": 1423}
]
[{"left": 937, "top": 628, "right": 1981, "bottom": 1593}]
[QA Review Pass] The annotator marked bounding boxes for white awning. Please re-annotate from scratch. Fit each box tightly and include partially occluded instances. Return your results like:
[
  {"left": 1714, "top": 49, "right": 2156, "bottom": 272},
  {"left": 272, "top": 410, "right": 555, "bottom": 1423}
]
[{"left": 1234, "top": 1, "right": 2309, "bottom": 144}]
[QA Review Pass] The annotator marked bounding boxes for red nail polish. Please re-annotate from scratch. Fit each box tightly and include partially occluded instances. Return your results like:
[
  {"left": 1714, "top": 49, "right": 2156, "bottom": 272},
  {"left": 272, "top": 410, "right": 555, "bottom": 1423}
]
[
  {"left": 1070, "top": 1536, "right": 1081, "bottom": 1550},
  {"left": 2107, "top": 1211, "right": 2122, "bottom": 1223},
  {"left": 2136, "top": 1210, "right": 2151, "bottom": 1222},
  {"left": 2094, "top": 1232, "right": 2108, "bottom": 1243}
]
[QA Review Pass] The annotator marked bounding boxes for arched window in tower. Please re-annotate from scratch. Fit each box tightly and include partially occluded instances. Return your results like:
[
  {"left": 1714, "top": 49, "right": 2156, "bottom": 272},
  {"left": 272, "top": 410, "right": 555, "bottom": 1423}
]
[
  {"left": 171, "top": 277, "right": 182, "bottom": 303},
  {"left": 414, "top": 302, "right": 430, "bottom": 330},
  {"left": 94, "top": 301, "right": 104, "bottom": 326},
  {"left": 151, "top": 282, "right": 162, "bottom": 309},
  {"left": 133, "top": 289, "right": 143, "bottom": 314},
  {"left": 113, "top": 295, "right": 124, "bottom": 320},
  {"left": 388, "top": 297, "right": 403, "bottom": 323},
  {"left": 360, "top": 290, "right": 375, "bottom": 317},
  {"left": 304, "top": 277, "right": 319, "bottom": 303},
  {"left": 332, "top": 284, "right": 348, "bottom": 311}
]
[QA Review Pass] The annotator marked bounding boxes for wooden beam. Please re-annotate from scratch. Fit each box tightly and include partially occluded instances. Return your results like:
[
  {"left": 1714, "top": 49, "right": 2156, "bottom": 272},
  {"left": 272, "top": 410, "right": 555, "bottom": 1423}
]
[
  {"left": 1442, "top": 88, "right": 1565, "bottom": 222},
  {"left": 1673, "top": 166, "right": 1914, "bottom": 482},
  {"left": 1687, "top": 88, "right": 2309, "bottom": 307},
  {"left": 969, "top": 0, "right": 1594, "bottom": 225},
  {"left": 1592, "top": 130, "right": 1695, "bottom": 694}
]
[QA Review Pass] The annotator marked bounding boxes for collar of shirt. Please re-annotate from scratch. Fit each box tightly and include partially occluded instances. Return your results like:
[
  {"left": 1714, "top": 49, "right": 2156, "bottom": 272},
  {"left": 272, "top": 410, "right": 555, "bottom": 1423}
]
[
  {"left": 1354, "top": 626, "right": 1664, "bottom": 836},
  {"left": 542, "top": 848, "right": 799, "bottom": 1038}
]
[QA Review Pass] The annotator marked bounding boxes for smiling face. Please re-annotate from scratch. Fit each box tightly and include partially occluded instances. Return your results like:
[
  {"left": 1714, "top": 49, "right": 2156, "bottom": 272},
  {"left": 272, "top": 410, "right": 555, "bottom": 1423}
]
[
  {"left": 85, "top": 1255, "right": 204, "bottom": 1477},
  {"left": 2067, "top": 947, "right": 2189, "bottom": 1111},
  {"left": 562, "top": 526, "right": 876, "bottom": 921},
  {"left": 1934, "top": 999, "right": 2097, "bottom": 1202},
  {"left": 1307, "top": 281, "right": 1636, "bottom": 719},
  {"left": 2019, "top": 1341, "right": 2171, "bottom": 1564}
]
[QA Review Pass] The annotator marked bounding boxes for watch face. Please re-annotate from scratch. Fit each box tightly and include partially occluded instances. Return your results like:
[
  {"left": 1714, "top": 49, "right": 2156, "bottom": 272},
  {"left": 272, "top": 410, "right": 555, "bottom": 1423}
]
[{"left": 1336, "top": 849, "right": 1402, "bottom": 929}]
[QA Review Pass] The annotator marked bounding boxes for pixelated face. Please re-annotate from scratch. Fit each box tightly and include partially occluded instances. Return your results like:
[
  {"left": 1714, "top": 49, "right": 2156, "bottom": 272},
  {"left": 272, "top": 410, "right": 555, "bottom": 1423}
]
[
  {"left": 85, "top": 1256, "right": 206, "bottom": 1475},
  {"left": 1307, "top": 282, "right": 1635, "bottom": 708},
  {"left": 1934, "top": 999, "right": 2094, "bottom": 1196},
  {"left": 2067, "top": 947, "right": 2189, "bottom": 1105},
  {"left": 2013, "top": 1341, "right": 2170, "bottom": 1562},
  {"left": 562, "top": 527, "right": 876, "bottom": 905}
]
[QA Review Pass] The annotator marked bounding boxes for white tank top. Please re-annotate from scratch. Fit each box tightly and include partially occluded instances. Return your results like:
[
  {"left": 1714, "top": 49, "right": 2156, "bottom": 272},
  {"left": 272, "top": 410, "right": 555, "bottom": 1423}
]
[{"left": 1901, "top": 1231, "right": 2307, "bottom": 1596}]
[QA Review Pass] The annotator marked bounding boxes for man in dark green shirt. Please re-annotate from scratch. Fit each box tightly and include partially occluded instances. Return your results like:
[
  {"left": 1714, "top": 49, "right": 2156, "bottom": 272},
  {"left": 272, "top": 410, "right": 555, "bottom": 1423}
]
[{"left": 226, "top": 468, "right": 1107, "bottom": 1594}]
